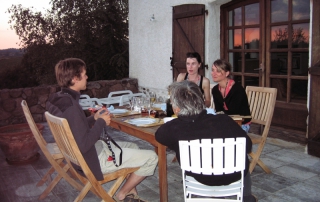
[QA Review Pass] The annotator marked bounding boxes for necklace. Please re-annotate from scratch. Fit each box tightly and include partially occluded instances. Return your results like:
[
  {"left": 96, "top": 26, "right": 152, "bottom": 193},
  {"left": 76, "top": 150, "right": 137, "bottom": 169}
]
[
  {"left": 187, "top": 74, "right": 199, "bottom": 84},
  {"left": 219, "top": 79, "right": 229, "bottom": 98}
]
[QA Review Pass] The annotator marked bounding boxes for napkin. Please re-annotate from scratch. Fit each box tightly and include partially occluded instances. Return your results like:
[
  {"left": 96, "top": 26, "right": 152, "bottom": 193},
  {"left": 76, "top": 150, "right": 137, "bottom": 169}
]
[
  {"left": 206, "top": 108, "right": 216, "bottom": 115},
  {"left": 107, "top": 105, "right": 114, "bottom": 111},
  {"left": 160, "top": 103, "right": 166, "bottom": 111}
]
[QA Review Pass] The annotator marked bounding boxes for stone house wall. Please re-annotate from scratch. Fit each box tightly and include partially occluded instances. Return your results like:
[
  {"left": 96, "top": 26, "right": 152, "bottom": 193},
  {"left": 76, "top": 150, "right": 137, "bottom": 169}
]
[{"left": 0, "top": 78, "right": 139, "bottom": 127}]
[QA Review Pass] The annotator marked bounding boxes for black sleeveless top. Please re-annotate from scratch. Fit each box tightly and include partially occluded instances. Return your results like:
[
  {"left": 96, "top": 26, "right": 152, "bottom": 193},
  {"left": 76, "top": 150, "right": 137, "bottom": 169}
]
[{"left": 184, "top": 73, "right": 204, "bottom": 94}]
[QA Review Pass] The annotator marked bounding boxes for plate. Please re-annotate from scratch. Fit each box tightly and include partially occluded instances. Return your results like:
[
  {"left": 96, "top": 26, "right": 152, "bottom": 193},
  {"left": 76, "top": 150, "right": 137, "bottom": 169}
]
[
  {"left": 110, "top": 109, "right": 128, "bottom": 114},
  {"left": 128, "top": 118, "right": 156, "bottom": 125}
]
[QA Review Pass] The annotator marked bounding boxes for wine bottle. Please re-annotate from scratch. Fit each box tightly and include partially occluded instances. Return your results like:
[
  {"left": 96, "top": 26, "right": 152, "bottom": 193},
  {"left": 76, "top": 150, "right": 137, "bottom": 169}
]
[{"left": 166, "top": 98, "right": 174, "bottom": 117}]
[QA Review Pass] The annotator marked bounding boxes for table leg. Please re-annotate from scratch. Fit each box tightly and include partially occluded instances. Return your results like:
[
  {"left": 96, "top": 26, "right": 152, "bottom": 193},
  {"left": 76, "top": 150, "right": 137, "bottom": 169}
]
[{"left": 158, "top": 145, "right": 168, "bottom": 202}]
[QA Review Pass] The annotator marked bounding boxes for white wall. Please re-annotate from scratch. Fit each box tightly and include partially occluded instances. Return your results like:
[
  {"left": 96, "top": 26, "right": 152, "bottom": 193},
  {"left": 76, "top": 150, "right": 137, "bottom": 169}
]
[{"left": 129, "top": 0, "right": 231, "bottom": 97}]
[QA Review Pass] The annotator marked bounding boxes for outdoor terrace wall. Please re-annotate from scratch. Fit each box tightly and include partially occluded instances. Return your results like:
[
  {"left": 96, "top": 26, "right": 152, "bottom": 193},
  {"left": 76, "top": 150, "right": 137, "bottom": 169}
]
[{"left": 0, "top": 78, "right": 139, "bottom": 127}]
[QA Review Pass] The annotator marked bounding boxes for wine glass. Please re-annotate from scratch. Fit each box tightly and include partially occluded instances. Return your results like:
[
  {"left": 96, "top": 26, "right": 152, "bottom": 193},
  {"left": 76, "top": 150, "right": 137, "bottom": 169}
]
[
  {"left": 128, "top": 96, "right": 134, "bottom": 111},
  {"left": 145, "top": 99, "right": 152, "bottom": 117},
  {"left": 149, "top": 92, "right": 156, "bottom": 106},
  {"left": 134, "top": 97, "right": 142, "bottom": 112}
]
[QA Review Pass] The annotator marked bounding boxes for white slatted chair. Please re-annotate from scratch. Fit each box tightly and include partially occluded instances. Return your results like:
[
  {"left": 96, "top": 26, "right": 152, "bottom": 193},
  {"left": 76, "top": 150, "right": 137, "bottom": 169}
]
[
  {"left": 179, "top": 138, "right": 246, "bottom": 201},
  {"left": 99, "top": 90, "right": 133, "bottom": 107},
  {"left": 108, "top": 90, "right": 133, "bottom": 98},
  {"left": 119, "top": 93, "right": 146, "bottom": 106},
  {"left": 79, "top": 94, "right": 103, "bottom": 110}
]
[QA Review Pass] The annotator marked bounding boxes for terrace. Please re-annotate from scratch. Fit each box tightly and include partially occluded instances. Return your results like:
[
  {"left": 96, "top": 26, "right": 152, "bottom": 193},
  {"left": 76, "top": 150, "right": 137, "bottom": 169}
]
[{"left": 1, "top": 122, "right": 319, "bottom": 202}]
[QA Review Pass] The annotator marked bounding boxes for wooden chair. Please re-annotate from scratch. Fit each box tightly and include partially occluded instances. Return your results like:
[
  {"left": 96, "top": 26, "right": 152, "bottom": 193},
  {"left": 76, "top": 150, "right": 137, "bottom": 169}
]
[
  {"left": 98, "top": 90, "right": 133, "bottom": 107},
  {"left": 44, "top": 111, "right": 139, "bottom": 201},
  {"left": 179, "top": 138, "right": 246, "bottom": 201},
  {"left": 21, "top": 100, "right": 82, "bottom": 200},
  {"left": 246, "top": 86, "right": 277, "bottom": 174}
]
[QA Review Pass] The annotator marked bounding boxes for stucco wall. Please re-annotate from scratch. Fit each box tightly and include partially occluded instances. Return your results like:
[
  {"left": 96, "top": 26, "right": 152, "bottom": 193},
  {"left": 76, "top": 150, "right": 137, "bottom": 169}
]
[{"left": 129, "top": 0, "right": 231, "bottom": 97}]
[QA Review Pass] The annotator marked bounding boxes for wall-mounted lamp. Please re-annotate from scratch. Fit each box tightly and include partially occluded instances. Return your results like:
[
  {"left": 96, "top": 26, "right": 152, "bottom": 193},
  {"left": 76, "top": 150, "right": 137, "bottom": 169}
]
[{"left": 150, "top": 14, "right": 155, "bottom": 22}]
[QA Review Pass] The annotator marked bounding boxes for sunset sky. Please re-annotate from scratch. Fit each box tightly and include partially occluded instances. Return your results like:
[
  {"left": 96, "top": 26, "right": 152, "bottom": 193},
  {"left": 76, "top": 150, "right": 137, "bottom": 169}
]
[{"left": 0, "top": 0, "right": 50, "bottom": 50}]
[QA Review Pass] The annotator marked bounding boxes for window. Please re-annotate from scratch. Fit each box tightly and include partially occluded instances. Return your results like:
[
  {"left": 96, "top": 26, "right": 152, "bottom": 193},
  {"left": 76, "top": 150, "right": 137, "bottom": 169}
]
[{"left": 222, "top": 0, "right": 309, "bottom": 104}]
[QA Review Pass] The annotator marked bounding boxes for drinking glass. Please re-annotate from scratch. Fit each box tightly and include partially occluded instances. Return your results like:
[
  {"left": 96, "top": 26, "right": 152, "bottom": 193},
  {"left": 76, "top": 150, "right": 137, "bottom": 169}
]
[
  {"left": 145, "top": 99, "right": 152, "bottom": 117},
  {"left": 128, "top": 96, "right": 134, "bottom": 111},
  {"left": 149, "top": 92, "right": 156, "bottom": 106},
  {"left": 133, "top": 97, "right": 141, "bottom": 112}
]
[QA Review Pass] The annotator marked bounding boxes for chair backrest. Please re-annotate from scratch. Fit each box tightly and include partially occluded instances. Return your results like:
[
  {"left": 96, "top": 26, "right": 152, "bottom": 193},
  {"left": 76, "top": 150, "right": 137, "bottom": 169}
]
[
  {"left": 179, "top": 138, "right": 246, "bottom": 175},
  {"left": 45, "top": 112, "right": 87, "bottom": 169},
  {"left": 108, "top": 90, "right": 133, "bottom": 98},
  {"left": 209, "top": 83, "right": 216, "bottom": 109},
  {"left": 119, "top": 93, "right": 146, "bottom": 106},
  {"left": 79, "top": 94, "right": 103, "bottom": 110},
  {"left": 21, "top": 100, "right": 47, "bottom": 147},
  {"left": 246, "top": 86, "right": 277, "bottom": 127}
]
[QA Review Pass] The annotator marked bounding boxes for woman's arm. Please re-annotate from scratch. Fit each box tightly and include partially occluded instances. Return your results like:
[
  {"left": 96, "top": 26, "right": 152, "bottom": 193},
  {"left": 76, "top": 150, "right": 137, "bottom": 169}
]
[
  {"left": 202, "top": 77, "right": 211, "bottom": 107},
  {"left": 176, "top": 73, "right": 186, "bottom": 82}
]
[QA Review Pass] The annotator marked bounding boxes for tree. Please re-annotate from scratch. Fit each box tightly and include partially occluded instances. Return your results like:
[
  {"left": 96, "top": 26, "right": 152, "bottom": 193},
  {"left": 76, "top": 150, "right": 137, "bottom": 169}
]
[{"left": 7, "top": 0, "right": 129, "bottom": 87}]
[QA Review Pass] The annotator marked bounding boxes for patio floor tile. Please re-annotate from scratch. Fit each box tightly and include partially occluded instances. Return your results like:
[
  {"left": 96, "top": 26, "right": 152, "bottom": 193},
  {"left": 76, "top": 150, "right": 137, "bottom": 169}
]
[{"left": 1, "top": 122, "right": 319, "bottom": 201}]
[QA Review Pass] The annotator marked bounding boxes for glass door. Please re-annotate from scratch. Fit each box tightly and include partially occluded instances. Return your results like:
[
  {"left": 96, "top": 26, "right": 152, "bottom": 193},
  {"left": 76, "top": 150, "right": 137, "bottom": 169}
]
[
  {"left": 221, "top": 0, "right": 310, "bottom": 131},
  {"left": 267, "top": 0, "right": 309, "bottom": 104},
  {"left": 224, "top": 1, "right": 263, "bottom": 87}
]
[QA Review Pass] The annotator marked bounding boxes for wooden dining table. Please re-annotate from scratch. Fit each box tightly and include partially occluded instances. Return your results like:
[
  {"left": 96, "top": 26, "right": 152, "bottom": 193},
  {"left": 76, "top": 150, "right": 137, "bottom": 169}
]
[{"left": 108, "top": 115, "right": 168, "bottom": 202}]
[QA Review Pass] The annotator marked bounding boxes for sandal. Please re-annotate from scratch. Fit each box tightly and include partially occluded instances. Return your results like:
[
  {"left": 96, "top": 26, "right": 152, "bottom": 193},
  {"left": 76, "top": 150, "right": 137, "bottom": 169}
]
[{"left": 113, "top": 193, "right": 148, "bottom": 202}]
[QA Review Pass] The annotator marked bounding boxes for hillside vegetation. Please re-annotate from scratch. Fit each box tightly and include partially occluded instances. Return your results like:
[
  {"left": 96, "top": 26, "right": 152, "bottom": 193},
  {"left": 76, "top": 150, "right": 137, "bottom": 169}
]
[
  {"left": 4, "top": 0, "right": 129, "bottom": 89},
  {"left": 0, "top": 55, "right": 23, "bottom": 74}
]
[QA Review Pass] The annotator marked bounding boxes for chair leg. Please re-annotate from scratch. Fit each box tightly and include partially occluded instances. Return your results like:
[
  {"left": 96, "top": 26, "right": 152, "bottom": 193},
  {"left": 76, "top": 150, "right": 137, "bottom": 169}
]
[
  {"left": 36, "top": 166, "right": 55, "bottom": 186},
  {"left": 75, "top": 182, "right": 93, "bottom": 202},
  {"left": 171, "top": 156, "right": 177, "bottom": 163},
  {"left": 38, "top": 174, "right": 63, "bottom": 200},
  {"left": 38, "top": 163, "right": 82, "bottom": 200},
  {"left": 107, "top": 175, "right": 126, "bottom": 196},
  {"left": 249, "top": 152, "right": 271, "bottom": 174},
  {"left": 37, "top": 158, "right": 64, "bottom": 186},
  {"left": 68, "top": 167, "right": 79, "bottom": 179},
  {"left": 59, "top": 164, "right": 83, "bottom": 192},
  {"left": 257, "top": 159, "right": 272, "bottom": 174}
]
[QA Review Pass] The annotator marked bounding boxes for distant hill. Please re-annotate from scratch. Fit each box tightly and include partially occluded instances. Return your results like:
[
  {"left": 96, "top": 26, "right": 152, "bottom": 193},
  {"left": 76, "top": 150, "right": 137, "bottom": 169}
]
[
  {"left": 0, "top": 49, "right": 24, "bottom": 74},
  {"left": 0, "top": 48, "right": 24, "bottom": 58}
]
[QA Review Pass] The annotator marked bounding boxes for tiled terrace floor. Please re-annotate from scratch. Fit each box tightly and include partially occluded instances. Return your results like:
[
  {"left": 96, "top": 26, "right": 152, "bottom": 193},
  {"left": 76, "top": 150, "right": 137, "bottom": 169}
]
[{"left": 1, "top": 123, "right": 320, "bottom": 202}]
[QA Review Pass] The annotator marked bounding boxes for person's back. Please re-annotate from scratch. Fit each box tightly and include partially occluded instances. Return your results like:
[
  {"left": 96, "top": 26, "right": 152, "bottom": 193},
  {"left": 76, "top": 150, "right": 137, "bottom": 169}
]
[
  {"left": 157, "top": 111, "right": 250, "bottom": 185},
  {"left": 155, "top": 80, "right": 256, "bottom": 202}
]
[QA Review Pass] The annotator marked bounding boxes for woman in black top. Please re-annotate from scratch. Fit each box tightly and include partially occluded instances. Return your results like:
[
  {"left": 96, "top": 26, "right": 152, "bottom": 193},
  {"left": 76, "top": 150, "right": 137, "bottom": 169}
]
[
  {"left": 211, "top": 59, "right": 251, "bottom": 132},
  {"left": 176, "top": 52, "right": 211, "bottom": 107}
]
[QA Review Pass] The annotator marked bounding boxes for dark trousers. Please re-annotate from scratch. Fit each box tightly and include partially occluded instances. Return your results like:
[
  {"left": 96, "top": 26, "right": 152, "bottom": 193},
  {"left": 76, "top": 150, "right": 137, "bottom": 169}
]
[{"left": 243, "top": 172, "right": 256, "bottom": 202}]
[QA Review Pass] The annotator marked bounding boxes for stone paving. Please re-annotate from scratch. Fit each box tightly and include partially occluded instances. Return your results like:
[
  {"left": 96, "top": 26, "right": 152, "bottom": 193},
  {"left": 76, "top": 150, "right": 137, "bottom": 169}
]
[{"left": 1, "top": 123, "right": 320, "bottom": 202}]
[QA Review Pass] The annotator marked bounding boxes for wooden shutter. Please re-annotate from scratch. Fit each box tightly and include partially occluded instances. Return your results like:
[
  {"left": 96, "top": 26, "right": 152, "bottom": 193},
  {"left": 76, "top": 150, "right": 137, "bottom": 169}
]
[{"left": 171, "top": 4, "right": 206, "bottom": 80}]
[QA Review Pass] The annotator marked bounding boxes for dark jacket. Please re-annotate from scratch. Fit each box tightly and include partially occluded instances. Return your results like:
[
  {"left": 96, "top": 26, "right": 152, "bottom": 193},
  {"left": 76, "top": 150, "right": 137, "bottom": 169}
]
[
  {"left": 46, "top": 87, "right": 106, "bottom": 180},
  {"left": 212, "top": 82, "right": 251, "bottom": 124},
  {"left": 155, "top": 110, "right": 252, "bottom": 186}
]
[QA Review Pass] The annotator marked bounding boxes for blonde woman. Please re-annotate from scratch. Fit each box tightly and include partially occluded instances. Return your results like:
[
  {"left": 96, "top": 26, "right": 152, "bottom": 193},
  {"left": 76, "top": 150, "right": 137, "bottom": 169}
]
[{"left": 211, "top": 59, "right": 251, "bottom": 132}]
